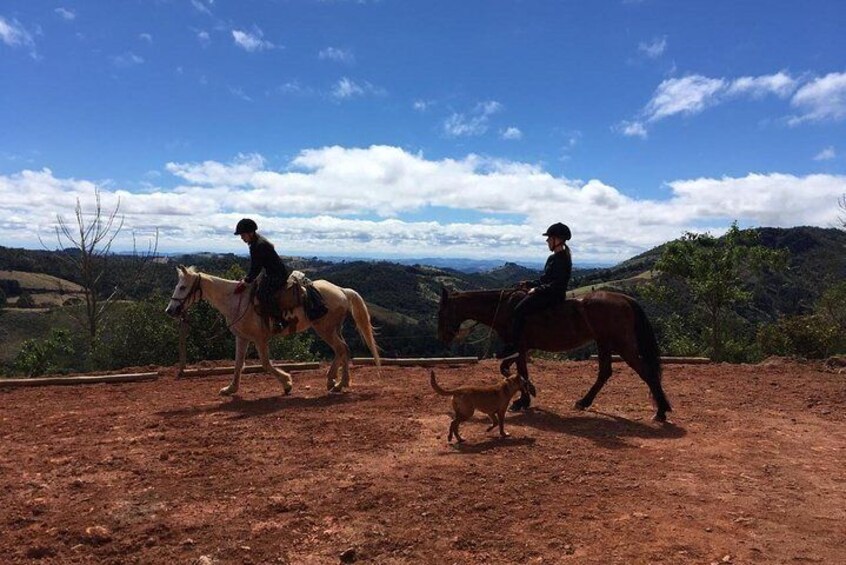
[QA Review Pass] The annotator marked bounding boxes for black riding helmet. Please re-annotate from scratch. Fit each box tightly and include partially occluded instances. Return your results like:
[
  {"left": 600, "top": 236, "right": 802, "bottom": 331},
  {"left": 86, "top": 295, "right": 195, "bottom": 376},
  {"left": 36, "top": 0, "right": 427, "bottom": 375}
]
[
  {"left": 234, "top": 218, "right": 258, "bottom": 235},
  {"left": 543, "top": 222, "right": 571, "bottom": 241}
]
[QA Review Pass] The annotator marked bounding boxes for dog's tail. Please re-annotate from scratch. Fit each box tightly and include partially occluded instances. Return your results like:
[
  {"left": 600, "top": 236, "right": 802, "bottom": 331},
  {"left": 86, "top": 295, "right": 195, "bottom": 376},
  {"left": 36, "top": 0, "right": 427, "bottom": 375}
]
[{"left": 429, "top": 370, "right": 453, "bottom": 396}]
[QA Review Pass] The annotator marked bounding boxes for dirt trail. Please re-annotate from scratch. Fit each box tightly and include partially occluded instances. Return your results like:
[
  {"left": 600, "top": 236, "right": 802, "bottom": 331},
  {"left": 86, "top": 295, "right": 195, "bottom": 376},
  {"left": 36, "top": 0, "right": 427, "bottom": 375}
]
[{"left": 2, "top": 358, "right": 844, "bottom": 564}]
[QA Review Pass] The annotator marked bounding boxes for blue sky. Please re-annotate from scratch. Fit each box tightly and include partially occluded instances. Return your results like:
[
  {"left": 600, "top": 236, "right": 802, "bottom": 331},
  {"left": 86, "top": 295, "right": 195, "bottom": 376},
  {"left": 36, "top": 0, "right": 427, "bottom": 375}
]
[{"left": 1, "top": 1, "right": 845, "bottom": 264}]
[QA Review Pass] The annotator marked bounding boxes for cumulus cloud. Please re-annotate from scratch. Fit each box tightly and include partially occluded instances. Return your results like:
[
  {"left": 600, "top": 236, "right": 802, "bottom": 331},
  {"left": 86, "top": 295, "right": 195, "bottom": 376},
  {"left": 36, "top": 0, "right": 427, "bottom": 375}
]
[
  {"left": 318, "top": 47, "right": 354, "bottom": 64},
  {"left": 638, "top": 37, "right": 666, "bottom": 58},
  {"left": 196, "top": 30, "right": 210, "bottom": 47},
  {"left": 232, "top": 28, "right": 275, "bottom": 52},
  {"left": 501, "top": 127, "right": 523, "bottom": 140},
  {"left": 789, "top": 72, "right": 846, "bottom": 125},
  {"left": 4, "top": 147, "right": 843, "bottom": 263},
  {"left": 443, "top": 101, "right": 503, "bottom": 137},
  {"left": 139, "top": 33, "right": 153, "bottom": 44}
]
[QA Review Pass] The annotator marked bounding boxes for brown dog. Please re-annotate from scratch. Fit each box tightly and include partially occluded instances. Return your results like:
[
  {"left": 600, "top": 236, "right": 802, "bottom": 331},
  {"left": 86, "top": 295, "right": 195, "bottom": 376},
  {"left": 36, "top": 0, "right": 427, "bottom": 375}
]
[{"left": 430, "top": 370, "right": 524, "bottom": 443}]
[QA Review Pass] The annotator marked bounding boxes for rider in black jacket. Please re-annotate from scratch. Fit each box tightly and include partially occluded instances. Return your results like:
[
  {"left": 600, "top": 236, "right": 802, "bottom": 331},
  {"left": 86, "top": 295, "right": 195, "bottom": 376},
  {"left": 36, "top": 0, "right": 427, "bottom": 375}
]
[
  {"left": 498, "top": 222, "right": 572, "bottom": 361},
  {"left": 234, "top": 218, "right": 290, "bottom": 329}
]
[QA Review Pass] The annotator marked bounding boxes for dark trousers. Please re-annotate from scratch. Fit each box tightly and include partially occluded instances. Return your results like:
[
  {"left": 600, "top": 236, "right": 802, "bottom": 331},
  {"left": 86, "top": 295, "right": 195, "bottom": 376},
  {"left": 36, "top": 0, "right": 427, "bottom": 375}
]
[
  {"left": 509, "top": 290, "right": 564, "bottom": 345},
  {"left": 257, "top": 274, "right": 286, "bottom": 319}
]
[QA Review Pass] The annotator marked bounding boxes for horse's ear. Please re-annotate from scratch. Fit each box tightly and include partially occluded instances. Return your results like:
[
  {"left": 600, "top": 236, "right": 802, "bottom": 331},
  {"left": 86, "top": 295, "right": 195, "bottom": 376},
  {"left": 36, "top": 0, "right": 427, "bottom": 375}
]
[{"left": 177, "top": 265, "right": 187, "bottom": 275}]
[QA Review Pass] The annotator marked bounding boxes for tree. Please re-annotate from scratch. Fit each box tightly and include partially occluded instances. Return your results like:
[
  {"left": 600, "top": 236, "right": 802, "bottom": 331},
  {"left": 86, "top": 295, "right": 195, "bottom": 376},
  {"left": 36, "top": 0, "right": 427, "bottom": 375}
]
[
  {"left": 650, "top": 222, "right": 787, "bottom": 361},
  {"left": 41, "top": 188, "right": 158, "bottom": 344},
  {"left": 0, "top": 287, "right": 5, "bottom": 308}
]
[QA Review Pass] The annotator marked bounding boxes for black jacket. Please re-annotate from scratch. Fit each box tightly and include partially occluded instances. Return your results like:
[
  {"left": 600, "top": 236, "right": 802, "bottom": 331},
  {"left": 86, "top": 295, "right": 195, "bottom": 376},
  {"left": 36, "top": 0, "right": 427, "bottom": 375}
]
[
  {"left": 526, "top": 246, "right": 571, "bottom": 296},
  {"left": 245, "top": 234, "right": 289, "bottom": 283}
]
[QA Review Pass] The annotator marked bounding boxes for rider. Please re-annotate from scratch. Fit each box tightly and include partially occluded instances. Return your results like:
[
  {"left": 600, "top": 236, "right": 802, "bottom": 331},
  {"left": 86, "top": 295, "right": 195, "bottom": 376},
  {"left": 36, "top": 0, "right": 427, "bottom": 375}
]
[
  {"left": 498, "top": 222, "right": 572, "bottom": 362},
  {"left": 234, "top": 218, "right": 290, "bottom": 330}
]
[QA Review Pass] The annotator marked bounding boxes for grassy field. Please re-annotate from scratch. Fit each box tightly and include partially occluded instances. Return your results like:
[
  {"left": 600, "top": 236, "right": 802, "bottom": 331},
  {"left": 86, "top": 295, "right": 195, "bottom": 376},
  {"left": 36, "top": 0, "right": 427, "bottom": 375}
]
[{"left": 1, "top": 270, "right": 84, "bottom": 307}]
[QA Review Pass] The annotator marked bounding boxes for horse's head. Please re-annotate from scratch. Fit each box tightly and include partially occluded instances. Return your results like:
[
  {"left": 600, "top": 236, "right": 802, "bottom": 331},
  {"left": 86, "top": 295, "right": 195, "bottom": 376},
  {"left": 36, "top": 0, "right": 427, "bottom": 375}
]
[
  {"left": 165, "top": 265, "right": 202, "bottom": 318},
  {"left": 437, "top": 286, "right": 460, "bottom": 344}
]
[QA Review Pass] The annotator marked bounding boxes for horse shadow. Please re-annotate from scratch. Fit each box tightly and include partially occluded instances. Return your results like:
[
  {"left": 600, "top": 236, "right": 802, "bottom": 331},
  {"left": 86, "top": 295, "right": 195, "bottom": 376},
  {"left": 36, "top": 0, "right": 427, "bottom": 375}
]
[
  {"left": 156, "top": 391, "right": 378, "bottom": 420},
  {"left": 507, "top": 407, "right": 686, "bottom": 449}
]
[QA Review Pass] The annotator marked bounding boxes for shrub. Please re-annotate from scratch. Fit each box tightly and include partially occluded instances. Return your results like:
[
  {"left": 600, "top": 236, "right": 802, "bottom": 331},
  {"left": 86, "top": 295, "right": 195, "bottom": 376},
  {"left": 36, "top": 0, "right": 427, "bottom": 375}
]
[
  {"left": 13, "top": 329, "right": 76, "bottom": 377},
  {"left": 757, "top": 315, "right": 840, "bottom": 359}
]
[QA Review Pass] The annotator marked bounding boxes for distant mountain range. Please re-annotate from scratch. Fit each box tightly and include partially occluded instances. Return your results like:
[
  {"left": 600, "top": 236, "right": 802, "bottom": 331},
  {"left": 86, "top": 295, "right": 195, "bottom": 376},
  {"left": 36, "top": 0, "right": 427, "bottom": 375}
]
[{"left": 2, "top": 226, "right": 843, "bottom": 358}]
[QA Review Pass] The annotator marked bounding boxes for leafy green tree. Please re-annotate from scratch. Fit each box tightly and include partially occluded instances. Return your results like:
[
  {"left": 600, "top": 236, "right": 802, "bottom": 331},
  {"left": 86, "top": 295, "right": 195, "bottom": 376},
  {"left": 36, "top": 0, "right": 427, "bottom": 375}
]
[
  {"left": 0, "top": 287, "right": 6, "bottom": 308},
  {"left": 14, "top": 329, "right": 76, "bottom": 377},
  {"left": 90, "top": 295, "right": 180, "bottom": 369},
  {"left": 649, "top": 222, "right": 787, "bottom": 361}
]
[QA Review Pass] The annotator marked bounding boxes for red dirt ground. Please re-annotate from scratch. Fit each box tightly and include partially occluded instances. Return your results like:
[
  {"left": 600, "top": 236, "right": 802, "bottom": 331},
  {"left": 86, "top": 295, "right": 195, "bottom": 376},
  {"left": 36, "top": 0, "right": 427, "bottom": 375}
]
[{"left": 2, "top": 358, "right": 844, "bottom": 564}]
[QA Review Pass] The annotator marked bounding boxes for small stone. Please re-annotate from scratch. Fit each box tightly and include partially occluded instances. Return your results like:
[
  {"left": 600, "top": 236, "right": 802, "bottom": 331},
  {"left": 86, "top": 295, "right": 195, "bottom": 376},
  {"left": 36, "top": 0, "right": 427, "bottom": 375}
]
[
  {"left": 83, "top": 525, "right": 112, "bottom": 544},
  {"left": 196, "top": 557, "right": 216, "bottom": 565},
  {"left": 182, "top": 538, "right": 196, "bottom": 546},
  {"left": 705, "top": 527, "right": 713, "bottom": 532},
  {"left": 722, "top": 555, "right": 732, "bottom": 563},
  {"left": 340, "top": 548, "right": 357, "bottom": 563}
]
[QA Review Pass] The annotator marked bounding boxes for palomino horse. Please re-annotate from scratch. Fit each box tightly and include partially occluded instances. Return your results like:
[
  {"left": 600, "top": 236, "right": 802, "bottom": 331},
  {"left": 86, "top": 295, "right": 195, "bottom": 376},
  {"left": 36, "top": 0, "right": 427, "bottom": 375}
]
[
  {"left": 437, "top": 288, "right": 672, "bottom": 421},
  {"left": 165, "top": 266, "right": 380, "bottom": 396}
]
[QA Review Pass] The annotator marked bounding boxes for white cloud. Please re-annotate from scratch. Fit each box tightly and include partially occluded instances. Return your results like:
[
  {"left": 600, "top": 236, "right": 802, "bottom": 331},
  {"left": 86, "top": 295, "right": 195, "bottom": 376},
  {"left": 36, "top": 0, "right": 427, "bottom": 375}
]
[
  {"left": 331, "top": 77, "right": 384, "bottom": 100},
  {"left": 413, "top": 100, "right": 432, "bottom": 112},
  {"left": 644, "top": 75, "right": 726, "bottom": 121},
  {"left": 232, "top": 28, "right": 275, "bottom": 52},
  {"left": 191, "top": 0, "right": 213, "bottom": 15},
  {"left": 139, "top": 33, "right": 153, "bottom": 44},
  {"left": 638, "top": 36, "right": 666, "bottom": 58},
  {"left": 813, "top": 146, "right": 836, "bottom": 161},
  {"left": 111, "top": 52, "right": 144, "bottom": 68},
  {"left": 196, "top": 30, "right": 210, "bottom": 47},
  {"left": 789, "top": 72, "right": 846, "bottom": 125},
  {"left": 727, "top": 71, "right": 796, "bottom": 98},
  {"left": 618, "top": 120, "right": 648, "bottom": 138},
  {"left": 54, "top": 8, "right": 76, "bottom": 21},
  {"left": 0, "top": 16, "right": 36, "bottom": 57},
  {"left": 501, "top": 127, "right": 523, "bottom": 140},
  {"left": 4, "top": 147, "right": 842, "bottom": 263},
  {"left": 624, "top": 71, "right": 802, "bottom": 136},
  {"left": 443, "top": 101, "right": 503, "bottom": 137},
  {"left": 318, "top": 47, "right": 354, "bottom": 63}
]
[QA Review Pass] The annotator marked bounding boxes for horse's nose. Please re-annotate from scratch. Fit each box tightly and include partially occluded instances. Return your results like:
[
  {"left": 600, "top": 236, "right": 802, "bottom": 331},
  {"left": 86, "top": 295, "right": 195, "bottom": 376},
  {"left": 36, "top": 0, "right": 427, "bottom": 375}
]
[{"left": 165, "top": 305, "right": 176, "bottom": 317}]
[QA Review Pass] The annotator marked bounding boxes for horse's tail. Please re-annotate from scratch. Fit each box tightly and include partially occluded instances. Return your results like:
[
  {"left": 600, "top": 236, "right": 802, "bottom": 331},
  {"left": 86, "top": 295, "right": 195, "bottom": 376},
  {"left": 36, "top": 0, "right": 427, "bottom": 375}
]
[
  {"left": 629, "top": 297, "right": 672, "bottom": 412},
  {"left": 429, "top": 370, "right": 453, "bottom": 396},
  {"left": 345, "top": 288, "right": 381, "bottom": 372}
]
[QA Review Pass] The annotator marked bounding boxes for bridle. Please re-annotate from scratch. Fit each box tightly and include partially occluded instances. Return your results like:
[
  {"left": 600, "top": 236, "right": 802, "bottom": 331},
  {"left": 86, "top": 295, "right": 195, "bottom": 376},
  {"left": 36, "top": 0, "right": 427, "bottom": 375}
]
[{"left": 171, "top": 273, "right": 204, "bottom": 316}]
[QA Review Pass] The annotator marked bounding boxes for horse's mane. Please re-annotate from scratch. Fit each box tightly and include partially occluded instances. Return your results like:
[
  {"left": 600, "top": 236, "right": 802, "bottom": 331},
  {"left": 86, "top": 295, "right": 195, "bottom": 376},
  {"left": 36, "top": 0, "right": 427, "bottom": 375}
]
[
  {"left": 452, "top": 288, "right": 519, "bottom": 299},
  {"left": 182, "top": 266, "right": 237, "bottom": 285}
]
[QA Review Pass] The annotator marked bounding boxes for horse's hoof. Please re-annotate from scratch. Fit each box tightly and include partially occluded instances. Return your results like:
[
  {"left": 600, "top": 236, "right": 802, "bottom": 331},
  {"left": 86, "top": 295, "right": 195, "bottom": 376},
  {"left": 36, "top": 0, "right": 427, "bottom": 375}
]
[
  {"left": 653, "top": 413, "right": 667, "bottom": 423},
  {"left": 499, "top": 363, "right": 512, "bottom": 377},
  {"left": 283, "top": 387, "right": 293, "bottom": 396},
  {"left": 573, "top": 401, "right": 586, "bottom": 411},
  {"left": 329, "top": 385, "right": 343, "bottom": 394},
  {"left": 219, "top": 387, "right": 235, "bottom": 396}
]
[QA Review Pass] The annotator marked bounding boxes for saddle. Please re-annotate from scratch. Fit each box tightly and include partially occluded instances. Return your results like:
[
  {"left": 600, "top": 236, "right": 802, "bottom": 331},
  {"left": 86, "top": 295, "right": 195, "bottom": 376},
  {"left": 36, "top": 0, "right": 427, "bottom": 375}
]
[{"left": 251, "top": 271, "right": 328, "bottom": 330}]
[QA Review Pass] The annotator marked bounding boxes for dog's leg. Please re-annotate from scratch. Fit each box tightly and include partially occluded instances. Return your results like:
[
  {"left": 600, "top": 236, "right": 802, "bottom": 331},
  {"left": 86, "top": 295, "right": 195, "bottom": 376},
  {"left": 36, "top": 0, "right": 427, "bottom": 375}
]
[
  {"left": 486, "top": 412, "right": 499, "bottom": 432},
  {"left": 497, "top": 407, "right": 510, "bottom": 438}
]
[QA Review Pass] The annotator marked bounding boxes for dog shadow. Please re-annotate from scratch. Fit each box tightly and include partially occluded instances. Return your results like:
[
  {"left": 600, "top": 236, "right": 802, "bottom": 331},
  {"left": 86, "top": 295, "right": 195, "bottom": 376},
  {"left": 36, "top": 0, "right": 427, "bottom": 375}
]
[
  {"left": 441, "top": 435, "right": 537, "bottom": 454},
  {"left": 156, "top": 391, "right": 377, "bottom": 420},
  {"left": 507, "top": 407, "right": 686, "bottom": 449}
]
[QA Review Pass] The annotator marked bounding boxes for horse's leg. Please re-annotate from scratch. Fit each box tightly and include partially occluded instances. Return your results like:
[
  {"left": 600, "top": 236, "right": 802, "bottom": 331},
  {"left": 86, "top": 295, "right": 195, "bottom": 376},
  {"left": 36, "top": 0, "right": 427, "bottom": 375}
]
[
  {"left": 617, "top": 344, "right": 672, "bottom": 422},
  {"left": 510, "top": 351, "right": 533, "bottom": 411},
  {"left": 220, "top": 335, "right": 249, "bottom": 396},
  {"left": 256, "top": 338, "right": 293, "bottom": 395},
  {"left": 338, "top": 332, "right": 352, "bottom": 389},
  {"left": 575, "top": 343, "right": 613, "bottom": 411},
  {"left": 313, "top": 323, "right": 345, "bottom": 392}
]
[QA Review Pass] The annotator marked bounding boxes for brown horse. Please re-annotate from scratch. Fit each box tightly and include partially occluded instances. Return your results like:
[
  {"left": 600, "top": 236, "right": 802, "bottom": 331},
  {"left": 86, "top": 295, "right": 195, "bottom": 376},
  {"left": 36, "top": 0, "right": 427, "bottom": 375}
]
[{"left": 437, "top": 288, "right": 672, "bottom": 421}]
